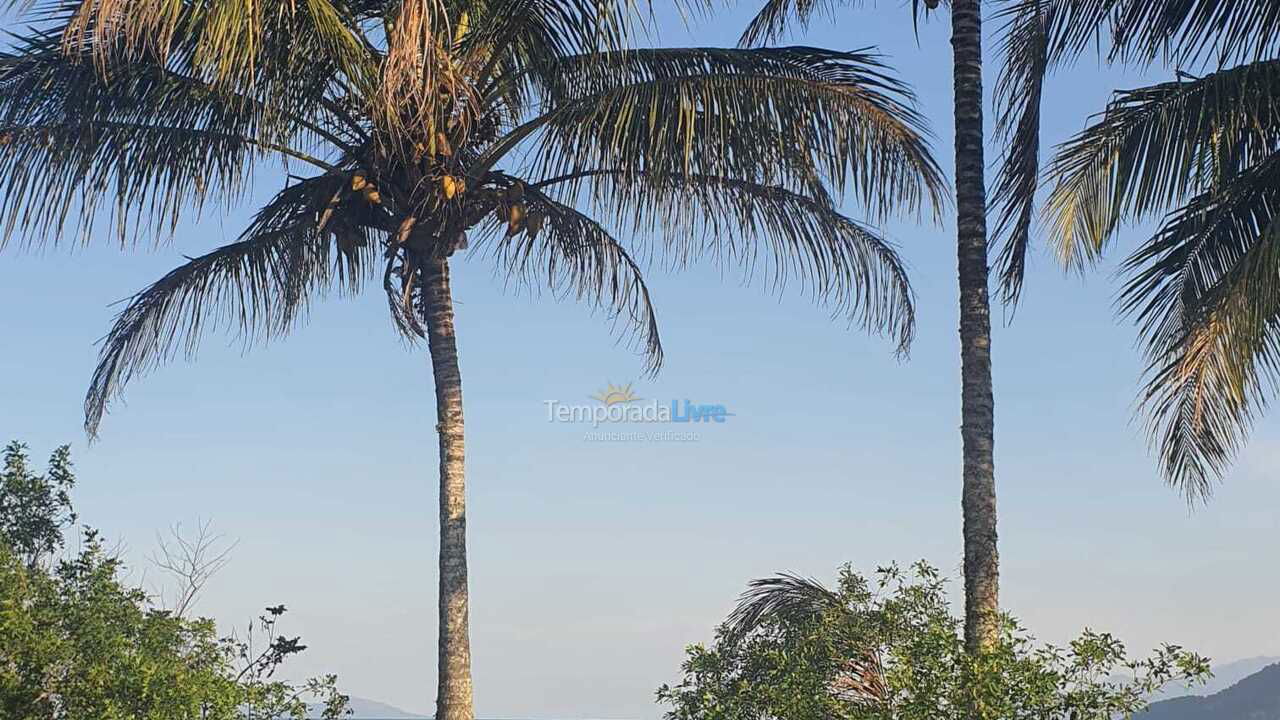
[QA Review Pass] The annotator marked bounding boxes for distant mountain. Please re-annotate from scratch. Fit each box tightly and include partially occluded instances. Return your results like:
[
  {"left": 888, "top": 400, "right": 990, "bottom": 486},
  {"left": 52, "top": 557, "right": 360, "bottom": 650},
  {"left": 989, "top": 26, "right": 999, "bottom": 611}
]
[
  {"left": 307, "top": 695, "right": 428, "bottom": 719},
  {"left": 1151, "top": 657, "right": 1280, "bottom": 701},
  {"left": 1137, "top": 662, "right": 1280, "bottom": 720}
]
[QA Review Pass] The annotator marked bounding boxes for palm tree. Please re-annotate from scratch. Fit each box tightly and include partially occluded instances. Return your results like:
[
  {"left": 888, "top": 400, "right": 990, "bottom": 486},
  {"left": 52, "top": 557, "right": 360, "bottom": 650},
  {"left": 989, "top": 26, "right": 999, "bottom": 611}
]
[
  {"left": 0, "top": 1, "right": 945, "bottom": 716},
  {"left": 992, "top": 0, "right": 1280, "bottom": 502},
  {"left": 741, "top": 0, "right": 1000, "bottom": 653}
]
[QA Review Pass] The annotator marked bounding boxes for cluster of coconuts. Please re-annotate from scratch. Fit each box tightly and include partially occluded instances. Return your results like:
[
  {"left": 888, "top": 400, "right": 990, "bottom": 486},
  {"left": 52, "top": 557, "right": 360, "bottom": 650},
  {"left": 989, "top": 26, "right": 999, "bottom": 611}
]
[
  {"left": 494, "top": 181, "right": 545, "bottom": 239},
  {"left": 413, "top": 131, "right": 469, "bottom": 204},
  {"left": 351, "top": 171, "right": 382, "bottom": 205},
  {"left": 345, "top": 130, "right": 545, "bottom": 250},
  {"left": 350, "top": 167, "right": 462, "bottom": 208}
]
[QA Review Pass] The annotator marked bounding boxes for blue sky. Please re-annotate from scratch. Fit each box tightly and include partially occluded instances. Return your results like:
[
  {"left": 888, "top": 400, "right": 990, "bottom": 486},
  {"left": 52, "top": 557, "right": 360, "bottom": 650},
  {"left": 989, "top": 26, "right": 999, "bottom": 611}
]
[{"left": 2, "top": 3, "right": 1278, "bottom": 719}]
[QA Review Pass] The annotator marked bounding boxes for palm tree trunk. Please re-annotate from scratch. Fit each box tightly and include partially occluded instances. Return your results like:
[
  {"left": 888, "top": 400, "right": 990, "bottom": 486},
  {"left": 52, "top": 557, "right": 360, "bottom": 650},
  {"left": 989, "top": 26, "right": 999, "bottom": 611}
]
[
  {"left": 422, "top": 258, "right": 475, "bottom": 720},
  {"left": 950, "top": 0, "right": 1000, "bottom": 655}
]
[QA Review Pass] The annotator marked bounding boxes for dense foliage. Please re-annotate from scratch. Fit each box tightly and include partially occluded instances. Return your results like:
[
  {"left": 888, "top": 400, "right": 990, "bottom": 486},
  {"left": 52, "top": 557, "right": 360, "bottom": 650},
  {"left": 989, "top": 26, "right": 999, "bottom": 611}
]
[
  {"left": 659, "top": 562, "right": 1210, "bottom": 720},
  {"left": 1, "top": 441, "right": 77, "bottom": 568},
  {"left": 0, "top": 443, "right": 349, "bottom": 720}
]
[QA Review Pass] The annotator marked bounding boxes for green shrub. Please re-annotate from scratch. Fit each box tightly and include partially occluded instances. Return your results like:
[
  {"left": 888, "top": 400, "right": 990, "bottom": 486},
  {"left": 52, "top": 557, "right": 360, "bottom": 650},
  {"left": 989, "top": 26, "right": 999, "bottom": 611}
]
[
  {"left": 0, "top": 442, "right": 348, "bottom": 720},
  {"left": 659, "top": 562, "right": 1209, "bottom": 720}
]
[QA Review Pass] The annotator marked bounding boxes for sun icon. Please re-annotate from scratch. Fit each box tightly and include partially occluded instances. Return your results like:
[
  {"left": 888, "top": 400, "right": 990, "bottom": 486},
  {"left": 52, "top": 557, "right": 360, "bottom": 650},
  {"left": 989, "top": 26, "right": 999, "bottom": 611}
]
[{"left": 592, "top": 382, "right": 640, "bottom": 406}]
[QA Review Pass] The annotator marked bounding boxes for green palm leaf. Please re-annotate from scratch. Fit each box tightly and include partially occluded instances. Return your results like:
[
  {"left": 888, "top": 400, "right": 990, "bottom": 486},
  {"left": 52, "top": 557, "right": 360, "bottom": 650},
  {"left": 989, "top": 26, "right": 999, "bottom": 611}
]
[
  {"left": 738, "top": 0, "right": 941, "bottom": 47},
  {"left": 84, "top": 174, "right": 382, "bottom": 436},
  {"left": 491, "top": 47, "right": 945, "bottom": 222},
  {"left": 991, "top": 2, "right": 1280, "bottom": 496},
  {"left": 728, "top": 573, "right": 845, "bottom": 637},
  {"left": 536, "top": 169, "right": 916, "bottom": 353},
  {"left": 0, "top": 30, "right": 355, "bottom": 247},
  {"left": 990, "top": 0, "right": 1054, "bottom": 306},
  {"left": 1120, "top": 156, "right": 1280, "bottom": 500},
  {"left": 54, "top": 0, "right": 379, "bottom": 94},
  {"left": 475, "top": 180, "right": 663, "bottom": 371},
  {"left": 991, "top": 0, "right": 1280, "bottom": 305},
  {"left": 1044, "top": 59, "right": 1280, "bottom": 271},
  {"left": 1108, "top": 0, "right": 1280, "bottom": 65}
]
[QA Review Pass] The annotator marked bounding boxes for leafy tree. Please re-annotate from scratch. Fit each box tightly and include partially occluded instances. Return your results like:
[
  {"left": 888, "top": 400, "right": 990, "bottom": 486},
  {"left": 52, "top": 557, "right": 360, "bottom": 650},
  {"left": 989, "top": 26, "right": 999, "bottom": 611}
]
[
  {"left": 0, "top": 441, "right": 349, "bottom": 720},
  {"left": 0, "top": 441, "right": 77, "bottom": 568},
  {"left": 994, "top": 0, "right": 1280, "bottom": 500},
  {"left": 229, "top": 605, "right": 351, "bottom": 720},
  {"left": 658, "top": 562, "right": 1210, "bottom": 720},
  {"left": 0, "top": 1, "right": 945, "bottom": 716}
]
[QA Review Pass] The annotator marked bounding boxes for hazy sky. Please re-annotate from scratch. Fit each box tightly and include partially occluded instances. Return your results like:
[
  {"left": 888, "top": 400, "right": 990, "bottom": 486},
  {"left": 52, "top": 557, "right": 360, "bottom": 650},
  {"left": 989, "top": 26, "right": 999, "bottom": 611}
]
[{"left": 1, "top": 3, "right": 1277, "bottom": 719}]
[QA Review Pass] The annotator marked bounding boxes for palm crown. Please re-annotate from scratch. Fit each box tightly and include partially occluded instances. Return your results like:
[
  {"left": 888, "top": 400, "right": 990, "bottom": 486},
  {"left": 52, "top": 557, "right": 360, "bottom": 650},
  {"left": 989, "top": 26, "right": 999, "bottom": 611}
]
[
  {"left": 0, "top": 0, "right": 944, "bottom": 435},
  {"left": 0, "top": 1, "right": 945, "bottom": 715}
]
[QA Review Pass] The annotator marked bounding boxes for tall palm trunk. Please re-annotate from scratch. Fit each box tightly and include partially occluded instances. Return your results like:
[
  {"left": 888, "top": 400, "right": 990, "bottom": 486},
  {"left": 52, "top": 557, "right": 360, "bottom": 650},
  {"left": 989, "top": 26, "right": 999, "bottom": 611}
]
[
  {"left": 423, "top": 258, "right": 475, "bottom": 720},
  {"left": 949, "top": 0, "right": 1000, "bottom": 654}
]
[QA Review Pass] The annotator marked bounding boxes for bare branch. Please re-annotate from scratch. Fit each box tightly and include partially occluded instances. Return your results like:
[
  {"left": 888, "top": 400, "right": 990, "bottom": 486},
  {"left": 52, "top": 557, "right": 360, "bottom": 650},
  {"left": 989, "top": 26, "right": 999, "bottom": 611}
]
[{"left": 148, "top": 518, "right": 237, "bottom": 617}]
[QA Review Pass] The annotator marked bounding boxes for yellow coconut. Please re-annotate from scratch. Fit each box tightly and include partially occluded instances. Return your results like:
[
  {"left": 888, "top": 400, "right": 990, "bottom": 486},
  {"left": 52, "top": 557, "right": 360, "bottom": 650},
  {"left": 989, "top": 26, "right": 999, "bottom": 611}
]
[{"left": 506, "top": 203, "right": 526, "bottom": 236}]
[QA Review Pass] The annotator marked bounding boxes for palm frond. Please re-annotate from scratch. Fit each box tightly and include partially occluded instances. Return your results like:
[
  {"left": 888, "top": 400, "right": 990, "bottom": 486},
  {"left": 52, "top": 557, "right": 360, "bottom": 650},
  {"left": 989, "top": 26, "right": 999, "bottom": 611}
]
[
  {"left": 50, "top": 0, "right": 376, "bottom": 155},
  {"left": 464, "top": 0, "right": 636, "bottom": 85},
  {"left": 738, "top": 0, "right": 864, "bottom": 47},
  {"left": 1044, "top": 59, "right": 1280, "bottom": 271},
  {"left": 471, "top": 178, "right": 663, "bottom": 373},
  {"left": 738, "top": 0, "right": 945, "bottom": 48},
  {"left": 991, "top": 0, "right": 1054, "bottom": 307},
  {"left": 986, "top": 0, "right": 1280, "bottom": 305},
  {"left": 487, "top": 47, "right": 946, "bottom": 222},
  {"left": 727, "top": 573, "right": 844, "bottom": 638},
  {"left": 537, "top": 169, "right": 916, "bottom": 353},
  {"left": 995, "top": 0, "right": 1280, "bottom": 75},
  {"left": 994, "top": 0, "right": 1111, "bottom": 61},
  {"left": 84, "top": 174, "right": 382, "bottom": 436},
  {"left": 988, "top": 0, "right": 1141, "bottom": 307},
  {"left": 1108, "top": 0, "right": 1280, "bottom": 66},
  {"left": 57, "top": 0, "right": 377, "bottom": 94},
  {"left": 993, "top": 0, "right": 1280, "bottom": 67},
  {"left": 1120, "top": 155, "right": 1280, "bottom": 500},
  {"left": 0, "top": 30, "right": 354, "bottom": 248}
]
